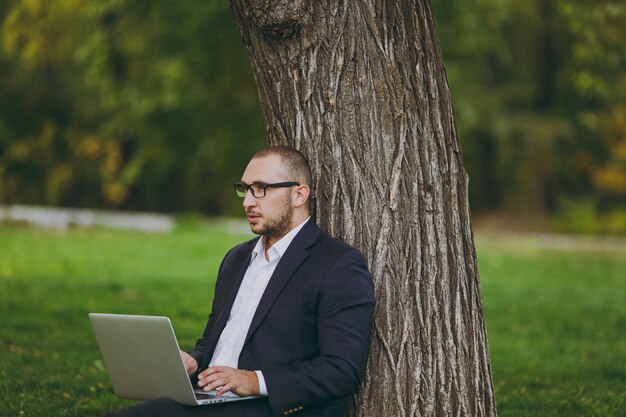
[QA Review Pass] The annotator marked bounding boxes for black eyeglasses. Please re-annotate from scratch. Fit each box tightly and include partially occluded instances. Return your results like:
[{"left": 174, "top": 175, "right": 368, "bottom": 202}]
[{"left": 233, "top": 182, "right": 300, "bottom": 198}]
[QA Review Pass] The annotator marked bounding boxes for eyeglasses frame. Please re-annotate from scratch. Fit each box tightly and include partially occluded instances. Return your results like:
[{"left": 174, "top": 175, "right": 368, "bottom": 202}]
[{"left": 232, "top": 181, "right": 300, "bottom": 198}]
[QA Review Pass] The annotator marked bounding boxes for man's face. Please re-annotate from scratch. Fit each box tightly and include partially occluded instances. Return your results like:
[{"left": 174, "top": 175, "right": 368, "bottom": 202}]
[{"left": 240, "top": 155, "right": 294, "bottom": 241}]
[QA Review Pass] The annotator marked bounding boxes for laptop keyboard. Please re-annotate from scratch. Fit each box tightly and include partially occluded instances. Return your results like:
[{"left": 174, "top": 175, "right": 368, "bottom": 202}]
[
  {"left": 193, "top": 389, "right": 220, "bottom": 400},
  {"left": 195, "top": 391, "right": 220, "bottom": 399},
  {"left": 194, "top": 389, "right": 239, "bottom": 399}
]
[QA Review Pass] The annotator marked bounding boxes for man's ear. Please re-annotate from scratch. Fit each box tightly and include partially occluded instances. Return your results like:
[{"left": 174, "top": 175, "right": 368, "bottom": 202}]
[{"left": 292, "top": 185, "right": 311, "bottom": 209}]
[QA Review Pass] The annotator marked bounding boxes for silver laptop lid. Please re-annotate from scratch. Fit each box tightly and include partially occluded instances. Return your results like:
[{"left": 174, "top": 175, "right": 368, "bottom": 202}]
[{"left": 89, "top": 313, "right": 198, "bottom": 405}]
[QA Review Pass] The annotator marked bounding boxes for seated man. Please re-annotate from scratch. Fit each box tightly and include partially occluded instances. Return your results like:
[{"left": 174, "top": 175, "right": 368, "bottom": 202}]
[{"left": 102, "top": 145, "right": 375, "bottom": 417}]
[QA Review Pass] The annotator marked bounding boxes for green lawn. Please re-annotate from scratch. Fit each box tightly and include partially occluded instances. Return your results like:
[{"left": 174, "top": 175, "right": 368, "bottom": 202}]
[
  {"left": 477, "top": 234, "right": 626, "bottom": 416},
  {"left": 0, "top": 222, "right": 624, "bottom": 416}
]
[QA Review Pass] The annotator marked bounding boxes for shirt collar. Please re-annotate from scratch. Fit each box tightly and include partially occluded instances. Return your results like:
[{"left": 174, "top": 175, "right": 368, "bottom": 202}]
[{"left": 251, "top": 216, "right": 311, "bottom": 262}]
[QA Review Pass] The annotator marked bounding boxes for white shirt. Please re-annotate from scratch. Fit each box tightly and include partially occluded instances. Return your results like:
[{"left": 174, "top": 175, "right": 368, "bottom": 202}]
[{"left": 209, "top": 217, "right": 311, "bottom": 396}]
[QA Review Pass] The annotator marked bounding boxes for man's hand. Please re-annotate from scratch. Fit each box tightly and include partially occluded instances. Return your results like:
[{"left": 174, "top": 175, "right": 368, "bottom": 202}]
[
  {"left": 180, "top": 351, "right": 198, "bottom": 376},
  {"left": 197, "top": 366, "right": 259, "bottom": 397}
]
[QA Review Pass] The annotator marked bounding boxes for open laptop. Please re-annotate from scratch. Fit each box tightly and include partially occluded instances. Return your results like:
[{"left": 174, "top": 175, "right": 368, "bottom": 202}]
[{"left": 89, "top": 313, "right": 258, "bottom": 406}]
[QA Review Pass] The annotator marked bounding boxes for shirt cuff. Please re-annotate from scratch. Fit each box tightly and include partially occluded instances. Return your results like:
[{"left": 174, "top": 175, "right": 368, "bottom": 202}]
[{"left": 255, "top": 370, "right": 268, "bottom": 396}]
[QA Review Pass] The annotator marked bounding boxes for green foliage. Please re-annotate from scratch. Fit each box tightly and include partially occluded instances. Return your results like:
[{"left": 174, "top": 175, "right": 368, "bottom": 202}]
[
  {"left": 0, "top": 0, "right": 265, "bottom": 214},
  {"left": 552, "top": 198, "right": 626, "bottom": 235},
  {"left": 0, "top": 0, "right": 625, "bottom": 231},
  {"left": 1, "top": 224, "right": 624, "bottom": 416},
  {"left": 435, "top": 0, "right": 626, "bottom": 224}
]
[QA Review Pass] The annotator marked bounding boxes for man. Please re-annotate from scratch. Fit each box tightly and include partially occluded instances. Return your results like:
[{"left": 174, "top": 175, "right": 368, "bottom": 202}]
[{"left": 103, "top": 146, "right": 375, "bottom": 417}]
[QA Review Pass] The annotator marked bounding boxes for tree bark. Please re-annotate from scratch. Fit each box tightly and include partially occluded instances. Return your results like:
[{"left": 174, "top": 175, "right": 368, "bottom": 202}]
[{"left": 229, "top": 1, "right": 497, "bottom": 416}]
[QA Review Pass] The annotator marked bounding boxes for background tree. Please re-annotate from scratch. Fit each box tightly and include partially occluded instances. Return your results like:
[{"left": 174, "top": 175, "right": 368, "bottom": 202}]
[
  {"left": 0, "top": 0, "right": 265, "bottom": 214},
  {"left": 1, "top": 0, "right": 624, "bottom": 233},
  {"left": 229, "top": 1, "right": 496, "bottom": 416},
  {"left": 435, "top": 0, "right": 626, "bottom": 231}
]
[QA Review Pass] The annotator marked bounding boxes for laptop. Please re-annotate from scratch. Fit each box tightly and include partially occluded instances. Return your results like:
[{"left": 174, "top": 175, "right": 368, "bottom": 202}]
[{"left": 89, "top": 313, "right": 258, "bottom": 406}]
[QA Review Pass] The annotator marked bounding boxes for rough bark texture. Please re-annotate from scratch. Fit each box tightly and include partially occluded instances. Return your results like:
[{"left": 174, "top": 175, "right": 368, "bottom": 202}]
[{"left": 229, "top": 1, "right": 497, "bottom": 416}]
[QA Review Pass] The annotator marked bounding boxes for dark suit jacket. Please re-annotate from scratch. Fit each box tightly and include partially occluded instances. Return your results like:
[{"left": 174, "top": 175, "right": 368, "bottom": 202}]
[{"left": 188, "top": 220, "right": 375, "bottom": 417}]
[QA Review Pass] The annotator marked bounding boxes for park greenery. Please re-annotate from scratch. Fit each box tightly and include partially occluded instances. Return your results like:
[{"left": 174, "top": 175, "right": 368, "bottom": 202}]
[
  {"left": 0, "top": 221, "right": 624, "bottom": 416},
  {"left": 0, "top": 0, "right": 625, "bottom": 233}
]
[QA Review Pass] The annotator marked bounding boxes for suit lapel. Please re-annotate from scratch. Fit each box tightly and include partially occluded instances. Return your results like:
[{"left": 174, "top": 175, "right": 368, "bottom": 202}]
[
  {"left": 201, "top": 239, "right": 257, "bottom": 369},
  {"left": 217, "top": 249, "right": 254, "bottom": 324},
  {"left": 243, "top": 220, "right": 319, "bottom": 346}
]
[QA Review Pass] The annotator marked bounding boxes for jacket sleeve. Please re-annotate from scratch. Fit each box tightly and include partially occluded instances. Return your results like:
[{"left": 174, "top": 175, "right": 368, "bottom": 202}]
[{"left": 263, "top": 249, "right": 375, "bottom": 414}]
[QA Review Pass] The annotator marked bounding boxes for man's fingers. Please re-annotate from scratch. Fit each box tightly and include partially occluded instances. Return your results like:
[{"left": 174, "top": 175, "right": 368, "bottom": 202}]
[
  {"left": 198, "top": 368, "right": 221, "bottom": 383},
  {"left": 196, "top": 367, "right": 256, "bottom": 396},
  {"left": 203, "top": 379, "right": 225, "bottom": 392},
  {"left": 216, "top": 382, "right": 233, "bottom": 396},
  {"left": 199, "top": 373, "right": 223, "bottom": 389},
  {"left": 199, "top": 366, "right": 226, "bottom": 379}
]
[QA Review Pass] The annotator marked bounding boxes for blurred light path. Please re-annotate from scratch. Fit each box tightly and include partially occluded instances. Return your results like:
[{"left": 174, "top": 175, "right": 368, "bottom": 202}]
[
  {"left": 476, "top": 230, "right": 626, "bottom": 253},
  {"left": 0, "top": 204, "right": 174, "bottom": 233}
]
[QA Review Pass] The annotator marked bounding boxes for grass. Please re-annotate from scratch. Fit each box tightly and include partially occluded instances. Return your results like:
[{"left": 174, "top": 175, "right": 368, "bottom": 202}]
[
  {"left": 1, "top": 222, "right": 625, "bottom": 416},
  {"left": 0, "top": 219, "right": 251, "bottom": 416},
  {"left": 477, "top": 235, "right": 626, "bottom": 416}
]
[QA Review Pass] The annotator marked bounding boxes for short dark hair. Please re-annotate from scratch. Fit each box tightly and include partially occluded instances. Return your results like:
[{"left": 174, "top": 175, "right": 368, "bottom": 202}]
[
  {"left": 252, "top": 145, "right": 313, "bottom": 211},
  {"left": 252, "top": 145, "right": 312, "bottom": 187}
]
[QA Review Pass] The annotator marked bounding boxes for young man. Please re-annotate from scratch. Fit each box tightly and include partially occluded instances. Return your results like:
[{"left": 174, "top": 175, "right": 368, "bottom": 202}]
[{"left": 103, "top": 146, "right": 375, "bottom": 417}]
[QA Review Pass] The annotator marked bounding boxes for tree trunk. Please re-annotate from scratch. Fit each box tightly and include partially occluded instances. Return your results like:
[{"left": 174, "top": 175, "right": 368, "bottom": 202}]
[{"left": 229, "top": 1, "right": 497, "bottom": 416}]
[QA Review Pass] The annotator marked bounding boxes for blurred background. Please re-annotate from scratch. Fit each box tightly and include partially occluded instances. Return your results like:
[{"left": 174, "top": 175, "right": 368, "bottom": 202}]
[
  {"left": 1, "top": 2, "right": 625, "bottom": 416},
  {"left": 0, "top": 0, "right": 625, "bottom": 233}
]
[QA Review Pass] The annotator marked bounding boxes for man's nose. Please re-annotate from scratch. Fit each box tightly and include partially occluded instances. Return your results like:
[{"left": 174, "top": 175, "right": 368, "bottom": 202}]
[{"left": 242, "top": 189, "right": 257, "bottom": 208}]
